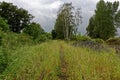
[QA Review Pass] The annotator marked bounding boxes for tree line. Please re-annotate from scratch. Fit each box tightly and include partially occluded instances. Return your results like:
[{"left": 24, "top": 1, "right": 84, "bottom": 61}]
[
  {"left": 53, "top": 0, "right": 120, "bottom": 41},
  {"left": 0, "top": 0, "right": 120, "bottom": 41},
  {"left": 87, "top": 0, "right": 120, "bottom": 40},
  {"left": 0, "top": 1, "right": 44, "bottom": 40}
]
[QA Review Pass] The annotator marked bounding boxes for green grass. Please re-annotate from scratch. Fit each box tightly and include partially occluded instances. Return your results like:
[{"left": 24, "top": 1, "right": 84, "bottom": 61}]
[
  {"left": 0, "top": 40, "right": 120, "bottom": 80},
  {"left": 0, "top": 30, "right": 33, "bottom": 49}
]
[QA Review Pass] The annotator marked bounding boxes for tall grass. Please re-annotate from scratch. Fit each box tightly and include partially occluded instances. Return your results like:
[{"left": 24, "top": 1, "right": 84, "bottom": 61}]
[
  {"left": 1, "top": 31, "right": 33, "bottom": 49},
  {"left": 63, "top": 43, "right": 120, "bottom": 80},
  {"left": 0, "top": 40, "right": 120, "bottom": 80}
]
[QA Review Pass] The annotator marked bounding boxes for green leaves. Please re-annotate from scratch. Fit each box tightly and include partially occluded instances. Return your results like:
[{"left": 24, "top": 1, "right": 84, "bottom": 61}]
[
  {"left": 0, "top": 17, "right": 9, "bottom": 32},
  {"left": 87, "top": 0, "right": 119, "bottom": 40},
  {"left": 0, "top": 1, "right": 33, "bottom": 33},
  {"left": 23, "top": 22, "right": 44, "bottom": 39},
  {"left": 113, "top": 1, "right": 119, "bottom": 13},
  {"left": 54, "top": 3, "right": 82, "bottom": 40},
  {"left": 0, "top": 49, "right": 8, "bottom": 74}
]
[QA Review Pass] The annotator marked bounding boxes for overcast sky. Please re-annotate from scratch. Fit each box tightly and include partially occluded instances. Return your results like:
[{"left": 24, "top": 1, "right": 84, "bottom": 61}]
[{"left": 0, "top": 0, "right": 119, "bottom": 35}]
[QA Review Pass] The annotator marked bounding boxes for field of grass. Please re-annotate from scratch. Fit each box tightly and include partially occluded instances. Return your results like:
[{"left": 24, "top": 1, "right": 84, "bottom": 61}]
[{"left": 0, "top": 40, "right": 120, "bottom": 80}]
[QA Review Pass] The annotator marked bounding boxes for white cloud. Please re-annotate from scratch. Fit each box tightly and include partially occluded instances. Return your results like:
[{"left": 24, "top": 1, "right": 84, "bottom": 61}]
[{"left": 50, "top": 0, "right": 63, "bottom": 9}]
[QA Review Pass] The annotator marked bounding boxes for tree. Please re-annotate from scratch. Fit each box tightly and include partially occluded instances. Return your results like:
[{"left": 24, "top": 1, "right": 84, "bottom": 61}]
[
  {"left": 51, "top": 30, "right": 57, "bottom": 39},
  {"left": 87, "top": 0, "right": 120, "bottom": 40},
  {"left": 86, "top": 16, "right": 95, "bottom": 38},
  {"left": 0, "top": 16, "right": 9, "bottom": 31},
  {"left": 54, "top": 14, "right": 64, "bottom": 39},
  {"left": 54, "top": 3, "right": 82, "bottom": 40},
  {"left": 0, "top": 1, "right": 33, "bottom": 33},
  {"left": 23, "top": 22, "right": 44, "bottom": 39}
]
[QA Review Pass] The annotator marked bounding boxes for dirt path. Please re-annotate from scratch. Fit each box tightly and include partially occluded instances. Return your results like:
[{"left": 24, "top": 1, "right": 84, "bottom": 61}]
[
  {"left": 37, "top": 44, "right": 85, "bottom": 80},
  {"left": 58, "top": 45, "right": 69, "bottom": 80}
]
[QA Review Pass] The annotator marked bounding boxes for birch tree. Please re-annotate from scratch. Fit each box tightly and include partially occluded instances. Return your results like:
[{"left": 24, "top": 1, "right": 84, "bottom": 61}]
[{"left": 54, "top": 3, "right": 82, "bottom": 40}]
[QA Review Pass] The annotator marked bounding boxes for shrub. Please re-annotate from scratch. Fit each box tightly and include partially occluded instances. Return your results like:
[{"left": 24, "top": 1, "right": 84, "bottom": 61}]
[
  {"left": 35, "top": 34, "right": 47, "bottom": 43},
  {"left": 106, "top": 38, "right": 120, "bottom": 45},
  {"left": 0, "top": 31, "right": 33, "bottom": 49},
  {"left": 35, "top": 33, "right": 52, "bottom": 43},
  {"left": 93, "top": 38, "right": 105, "bottom": 44},
  {"left": 52, "top": 30, "right": 57, "bottom": 39},
  {"left": 23, "top": 22, "right": 44, "bottom": 39},
  {"left": 0, "top": 17, "right": 9, "bottom": 32},
  {"left": 0, "top": 36, "right": 2, "bottom": 46},
  {"left": 72, "top": 35, "right": 92, "bottom": 41},
  {"left": 0, "top": 49, "right": 8, "bottom": 74},
  {"left": 17, "top": 33, "right": 33, "bottom": 45}
]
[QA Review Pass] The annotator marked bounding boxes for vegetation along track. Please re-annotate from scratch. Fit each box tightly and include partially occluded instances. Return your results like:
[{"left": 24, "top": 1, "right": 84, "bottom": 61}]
[
  {"left": 0, "top": 41, "right": 120, "bottom": 80},
  {"left": 58, "top": 44, "right": 85, "bottom": 80},
  {"left": 58, "top": 45, "right": 69, "bottom": 80}
]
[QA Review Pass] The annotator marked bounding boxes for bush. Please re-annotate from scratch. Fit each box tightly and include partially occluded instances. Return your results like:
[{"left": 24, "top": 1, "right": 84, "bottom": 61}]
[
  {"left": 0, "top": 49, "right": 8, "bottom": 74},
  {"left": 0, "top": 17, "right": 9, "bottom": 32},
  {"left": 35, "top": 34, "right": 47, "bottom": 43},
  {"left": 23, "top": 22, "right": 44, "bottom": 39},
  {"left": 72, "top": 35, "right": 92, "bottom": 41},
  {"left": 35, "top": 33, "right": 52, "bottom": 43},
  {"left": 0, "top": 36, "right": 2, "bottom": 46},
  {"left": 17, "top": 33, "right": 33, "bottom": 46},
  {"left": 0, "top": 31, "right": 33, "bottom": 49},
  {"left": 52, "top": 30, "right": 57, "bottom": 39},
  {"left": 93, "top": 38, "right": 105, "bottom": 44},
  {"left": 106, "top": 38, "right": 120, "bottom": 45}
]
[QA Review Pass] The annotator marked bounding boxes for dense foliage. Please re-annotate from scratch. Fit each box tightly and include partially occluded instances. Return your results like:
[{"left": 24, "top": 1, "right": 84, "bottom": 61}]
[
  {"left": 0, "top": 1, "right": 46, "bottom": 42},
  {"left": 0, "top": 1, "right": 33, "bottom": 33},
  {"left": 0, "top": 49, "right": 8, "bottom": 74},
  {"left": 0, "top": 17, "right": 9, "bottom": 32},
  {"left": 54, "top": 3, "right": 82, "bottom": 40},
  {"left": 51, "top": 30, "right": 57, "bottom": 39},
  {"left": 87, "top": 0, "right": 120, "bottom": 40},
  {"left": 23, "top": 22, "right": 44, "bottom": 39},
  {"left": 106, "top": 38, "right": 120, "bottom": 45}
]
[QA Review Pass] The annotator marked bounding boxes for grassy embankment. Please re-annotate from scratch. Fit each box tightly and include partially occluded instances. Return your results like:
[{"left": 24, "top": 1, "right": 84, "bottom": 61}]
[{"left": 0, "top": 40, "right": 120, "bottom": 80}]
